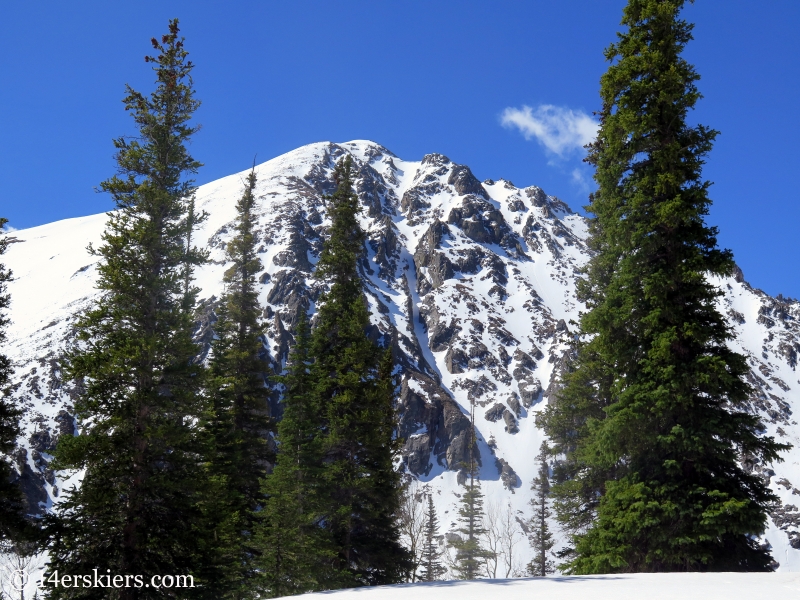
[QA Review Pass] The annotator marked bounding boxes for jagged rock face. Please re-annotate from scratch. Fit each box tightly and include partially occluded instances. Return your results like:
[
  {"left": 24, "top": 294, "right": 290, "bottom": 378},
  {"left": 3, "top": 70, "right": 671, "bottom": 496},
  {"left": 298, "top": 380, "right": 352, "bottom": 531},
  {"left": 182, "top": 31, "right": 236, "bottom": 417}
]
[{"left": 3, "top": 140, "right": 800, "bottom": 566}]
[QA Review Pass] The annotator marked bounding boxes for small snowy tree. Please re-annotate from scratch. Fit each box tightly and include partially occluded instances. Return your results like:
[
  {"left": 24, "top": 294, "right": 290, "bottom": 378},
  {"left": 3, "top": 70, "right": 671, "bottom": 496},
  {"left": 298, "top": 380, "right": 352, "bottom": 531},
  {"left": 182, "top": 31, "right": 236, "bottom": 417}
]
[
  {"left": 450, "top": 405, "right": 494, "bottom": 579},
  {"left": 527, "top": 442, "right": 555, "bottom": 576},
  {"left": 484, "top": 501, "right": 525, "bottom": 578},
  {"left": 498, "top": 503, "right": 525, "bottom": 577},
  {"left": 420, "top": 493, "right": 446, "bottom": 581},
  {"left": 398, "top": 480, "right": 426, "bottom": 581}
]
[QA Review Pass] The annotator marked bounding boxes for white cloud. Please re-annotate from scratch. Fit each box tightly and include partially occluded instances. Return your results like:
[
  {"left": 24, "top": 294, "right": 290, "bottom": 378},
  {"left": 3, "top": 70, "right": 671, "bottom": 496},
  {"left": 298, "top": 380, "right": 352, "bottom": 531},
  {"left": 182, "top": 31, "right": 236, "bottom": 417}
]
[
  {"left": 571, "top": 167, "right": 591, "bottom": 194},
  {"left": 501, "top": 104, "right": 598, "bottom": 157},
  {"left": 1, "top": 223, "right": 17, "bottom": 233}
]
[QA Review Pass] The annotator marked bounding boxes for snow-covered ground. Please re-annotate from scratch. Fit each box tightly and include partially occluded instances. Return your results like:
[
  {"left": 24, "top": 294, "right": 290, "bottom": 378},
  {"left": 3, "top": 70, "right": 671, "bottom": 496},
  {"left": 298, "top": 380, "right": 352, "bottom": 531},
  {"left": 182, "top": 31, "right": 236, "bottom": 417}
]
[{"left": 289, "top": 573, "right": 800, "bottom": 600}]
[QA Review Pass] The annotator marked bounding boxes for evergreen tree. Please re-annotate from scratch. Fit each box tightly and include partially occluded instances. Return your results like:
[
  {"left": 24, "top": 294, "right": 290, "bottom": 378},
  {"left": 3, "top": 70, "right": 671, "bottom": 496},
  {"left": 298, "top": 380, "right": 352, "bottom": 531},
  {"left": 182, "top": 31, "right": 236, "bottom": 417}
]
[
  {"left": 450, "top": 407, "right": 493, "bottom": 580},
  {"left": 527, "top": 443, "right": 555, "bottom": 577},
  {"left": 201, "top": 167, "right": 274, "bottom": 598},
  {"left": 0, "top": 219, "right": 26, "bottom": 548},
  {"left": 310, "top": 156, "right": 410, "bottom": 587},
  {"left": 540, "top": 0, "right": 788, "bottom": 573},
  {"left": 420, "top": 494, "right": 446, "bottom": 582},
  {"left": 47, "top": 20, "right": 209, "bottom": 598},
  {"left": 256, "top": 312, "right": 336, "bottom": 597}
]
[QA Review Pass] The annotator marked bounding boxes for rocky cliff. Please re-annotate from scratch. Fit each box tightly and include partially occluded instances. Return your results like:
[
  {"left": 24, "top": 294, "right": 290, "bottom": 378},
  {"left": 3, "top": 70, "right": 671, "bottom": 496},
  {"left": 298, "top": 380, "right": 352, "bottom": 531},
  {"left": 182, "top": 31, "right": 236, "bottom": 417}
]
[{"left": 3, "top": 140, "right": 799, "bottom": 569}]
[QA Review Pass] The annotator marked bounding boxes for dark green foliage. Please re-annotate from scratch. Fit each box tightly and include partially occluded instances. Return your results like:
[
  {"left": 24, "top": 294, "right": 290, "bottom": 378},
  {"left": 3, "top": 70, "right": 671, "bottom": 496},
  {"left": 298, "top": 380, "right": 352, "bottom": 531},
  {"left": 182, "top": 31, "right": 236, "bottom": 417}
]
[
  {"left": 256, "top": 312, "right": 336, "bottom": 597},
  {"left": 256, "top": 156, "right": 409, "bottom": 594},
  {"left": 527, "top": 443, "right": 555, "bottom": 577},
  {"left": 46, "top": 20, "right": 209, "bottom": 598},
  {"left": 200, "top": 168, "right": 274, "bottom": 598},
  {"left": 0, "top": 218, "right": 27, "bottom": 548},
  {"left": 539, "top": 0, "right": 789, "bottom": 573},
  {"left": 450, "top": 412, "right": 493, "bottom": 580},
  {"left": 310, "top": 156, "right": 409, "bottom": 586},
  {"left": 420, "top": 494, "right": 446, "bottom": 582}
]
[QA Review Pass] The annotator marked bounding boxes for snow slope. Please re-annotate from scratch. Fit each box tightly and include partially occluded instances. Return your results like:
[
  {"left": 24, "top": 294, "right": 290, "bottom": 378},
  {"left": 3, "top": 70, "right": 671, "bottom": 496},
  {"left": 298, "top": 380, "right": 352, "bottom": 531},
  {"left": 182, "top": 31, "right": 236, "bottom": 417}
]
[
  {"left": 3, "top": 140, "right": 800, "bottom": 571},
  {"left": 286, "top": 573, "right": 800, "bottom": 600}
]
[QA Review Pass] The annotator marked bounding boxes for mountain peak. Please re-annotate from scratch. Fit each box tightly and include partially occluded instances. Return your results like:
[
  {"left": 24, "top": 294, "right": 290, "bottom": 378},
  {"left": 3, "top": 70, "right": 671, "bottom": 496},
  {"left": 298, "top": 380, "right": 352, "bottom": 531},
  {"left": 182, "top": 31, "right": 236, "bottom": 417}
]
[{"left": 3, "top": 141, "right": 799, "bottom": 568}]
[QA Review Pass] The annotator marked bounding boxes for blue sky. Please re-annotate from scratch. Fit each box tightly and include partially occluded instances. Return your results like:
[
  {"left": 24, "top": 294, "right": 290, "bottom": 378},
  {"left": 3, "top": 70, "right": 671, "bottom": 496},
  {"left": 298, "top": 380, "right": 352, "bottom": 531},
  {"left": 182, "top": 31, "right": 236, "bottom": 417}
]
[{"left": 1, "top": 1, "right": 798, "bottom": 299}]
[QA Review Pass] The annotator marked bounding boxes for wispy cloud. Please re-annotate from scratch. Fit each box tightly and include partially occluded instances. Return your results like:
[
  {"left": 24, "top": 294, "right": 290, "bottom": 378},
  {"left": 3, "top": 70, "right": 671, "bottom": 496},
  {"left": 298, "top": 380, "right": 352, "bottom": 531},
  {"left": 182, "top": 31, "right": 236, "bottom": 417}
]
[
  {"left": 571, "top": 168, "right": 588, "bottom": 189},
  {"left": 1, "top": 223, "right": 17, "bottom": 233},
  {"left": 501, "top": 104, "right": 598, "bottom": 157}
]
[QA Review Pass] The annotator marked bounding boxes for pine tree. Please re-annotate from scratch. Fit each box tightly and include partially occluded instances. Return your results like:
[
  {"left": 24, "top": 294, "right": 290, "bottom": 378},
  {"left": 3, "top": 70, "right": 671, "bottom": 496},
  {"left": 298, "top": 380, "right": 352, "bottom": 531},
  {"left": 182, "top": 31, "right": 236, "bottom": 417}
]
[
  {"left": 0, "top": 219, "right": 26, "bottom": 549},
  {"left": 450, "top": 407, "right": 493, "bottom": 580},
  {"left": 201, "top": 167, "right": 274, "bottom": 598},
  {"left": 527, "top": 443, "right": 555, "bottom": 577},
  {"left": 420, "top": 494, "right": 446, "bottom": 582},
  {"left": 310, "top": 155, "right": 410, "bottom": 587},
  {"left": 540, "top": 0, "right": 789, "bottom": 573},
  {"left": 47, "top": 20, "right": 209, "bottom": 598},
  {"left": 256, "top": 311, "right": 336, "bottom": 597}
]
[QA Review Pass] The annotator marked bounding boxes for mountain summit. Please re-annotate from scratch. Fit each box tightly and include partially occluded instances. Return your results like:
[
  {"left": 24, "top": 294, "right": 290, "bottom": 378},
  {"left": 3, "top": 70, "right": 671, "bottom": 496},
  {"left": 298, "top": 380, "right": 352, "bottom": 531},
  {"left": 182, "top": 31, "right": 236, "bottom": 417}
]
[{"left": 4, "top": 140, "right": 800, "bottom": 569}]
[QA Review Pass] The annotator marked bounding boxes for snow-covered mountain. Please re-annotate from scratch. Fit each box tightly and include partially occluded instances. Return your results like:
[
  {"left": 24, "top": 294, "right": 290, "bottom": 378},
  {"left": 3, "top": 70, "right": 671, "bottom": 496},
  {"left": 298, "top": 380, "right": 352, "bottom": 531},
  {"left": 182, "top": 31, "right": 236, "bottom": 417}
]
[{"left": 3, "top": 140, "right": 800, "bottom": 570}]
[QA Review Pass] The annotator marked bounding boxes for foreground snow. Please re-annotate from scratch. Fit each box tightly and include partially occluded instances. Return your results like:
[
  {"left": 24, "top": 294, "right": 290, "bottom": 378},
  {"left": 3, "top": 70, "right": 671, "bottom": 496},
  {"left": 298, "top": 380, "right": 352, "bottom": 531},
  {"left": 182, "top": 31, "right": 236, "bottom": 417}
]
[{"left": 290, "top": 573, "right": 800, "bottom": 600}]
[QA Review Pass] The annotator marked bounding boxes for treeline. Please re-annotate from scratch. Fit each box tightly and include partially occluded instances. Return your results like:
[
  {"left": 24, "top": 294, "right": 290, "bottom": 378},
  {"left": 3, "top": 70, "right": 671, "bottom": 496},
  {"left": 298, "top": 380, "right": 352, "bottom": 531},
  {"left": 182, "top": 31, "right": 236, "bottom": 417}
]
[
  {"left": 538, "top": 0, "right": 788, "bottom": 574},
  {"left": 1, "top": 20, "right": 408, "bottom": 600},
  {"left": 0, "top": 0, "right": 789, "bottom": 595}
]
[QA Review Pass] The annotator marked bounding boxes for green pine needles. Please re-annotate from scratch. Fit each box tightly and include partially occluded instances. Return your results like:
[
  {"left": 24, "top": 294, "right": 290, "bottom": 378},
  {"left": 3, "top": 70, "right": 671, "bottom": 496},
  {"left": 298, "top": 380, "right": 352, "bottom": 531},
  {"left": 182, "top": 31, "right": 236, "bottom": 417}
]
[
  {"left": 0, "top": 218, "right": 27, "bottom": 548},
  {"left": 256, "top": 156, "right": 409, "bottom": 595},
  {"left": 527, "top": 443, "right": 555, "bottom": 577},
  {"left": 200, "top": 166, "right": 275, "bottom": 598},
  {"left": 257, "top": 311, "right": 334, "bottom": 596},
  {"left": 540, "top": 0, "right": 789, "bottom": 573},
  {"left": 312, "top": 156, "right": 408, "bottom": 586},
  {"left": 420, "top": 494, "right": 446, "bottom": 581},
  {"left": 47, "top": 19, "right": 209, "bottom": 598},
  {"left": 450, "top": 409, "right": 493, "bottom": 579}
]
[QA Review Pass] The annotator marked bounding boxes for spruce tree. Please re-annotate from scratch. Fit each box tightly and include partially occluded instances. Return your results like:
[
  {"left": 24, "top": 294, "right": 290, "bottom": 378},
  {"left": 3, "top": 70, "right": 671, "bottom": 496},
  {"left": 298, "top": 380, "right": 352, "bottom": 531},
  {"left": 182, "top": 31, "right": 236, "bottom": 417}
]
[
  {"left": 310, "top": 156, "right": 409, "bottom": 586},
  {"left": 420, "top": 494, "right": 446, "bottom": 582},
  {"left": 201, "top": 167, "right": 273, "bottom": 598},
  {"left": 450, "top": 408, "right": 493, "bottom": 580},
  {"left": 540, "top": 0, "right": 788, "bottom": 573},
  {"left": 47, "top": 20, "right": 209, "bottom": 598},
  {"left": 256, "top": 312, "right": 336, "bottom": 597},
  {"left": 527, "top": 443, "right": 555, "bottom": 577},
  {"left": 0, "top": 219, "right": 26, "bottom": 548}
]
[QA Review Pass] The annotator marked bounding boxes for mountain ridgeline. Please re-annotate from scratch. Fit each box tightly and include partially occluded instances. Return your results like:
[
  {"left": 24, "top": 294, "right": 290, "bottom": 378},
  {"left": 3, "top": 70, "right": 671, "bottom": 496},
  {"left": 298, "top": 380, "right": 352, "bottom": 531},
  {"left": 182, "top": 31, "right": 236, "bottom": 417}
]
[{"left": 4, "top": 140, "right": 800, "bottom": 569}]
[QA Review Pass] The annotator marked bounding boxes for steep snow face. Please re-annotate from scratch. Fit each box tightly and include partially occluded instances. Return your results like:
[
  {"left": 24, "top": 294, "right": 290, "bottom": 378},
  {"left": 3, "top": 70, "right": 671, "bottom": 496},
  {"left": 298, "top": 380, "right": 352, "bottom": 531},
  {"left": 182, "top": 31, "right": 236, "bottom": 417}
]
[{"left": 3, "top": 140, "right": 800, "bottom": 570}]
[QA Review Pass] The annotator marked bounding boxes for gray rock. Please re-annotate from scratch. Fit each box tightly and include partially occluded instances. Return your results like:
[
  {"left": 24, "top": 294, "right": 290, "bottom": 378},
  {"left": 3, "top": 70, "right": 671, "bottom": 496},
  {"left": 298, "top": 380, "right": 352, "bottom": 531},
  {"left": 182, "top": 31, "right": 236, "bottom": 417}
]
[
  {"left": 484, "top": 403, "right": 506, "bottom": 422},
  {"left": 421, "top": 153, "right": 451, "bottom": 167},
  {"left": 414, "top": 220, "right": 454, "bottom": 293},
  {"left": 29, "top": 429, "right": 55, "bottom": 454},
  {"left": 733, "top": 263, "right": 744, "bottom": 283},
  {"left": 519, "top": 379, "right": 543, "bottom": 408},
  {"left": 11, "top": 448, "right": 48, "bottom": 516},
  {"left": 448, "top": 197, "right": 506, "bottom": 246},
  {"left": 508, "top": 394, "right": 521, "bottom": 417},
  {"left": 463, "top": 375, "right": 498, "bottom": 403},
  {"left": 447, "top": 164, "right": 488, "bottom": 199},
  {"left": 512, "top": 348, "right": 537, "bottom": 381},
  {"left": 397, "top": 375, "right": 476, "bottom": 476},
  {"left": 503, "top": 410, "right": 519, "bottom": 434},
  {"left": 445, "top": 347, "right": 469, "bottom": 374},
  {"left": 266, "top": 270, "right": 311, "bottom": 328},
  {"left": 55, "top": 410, "right": 76, "bottom": 437},
  {"left": 495, "top": 457, "right": 520, "bottom": 490}
]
